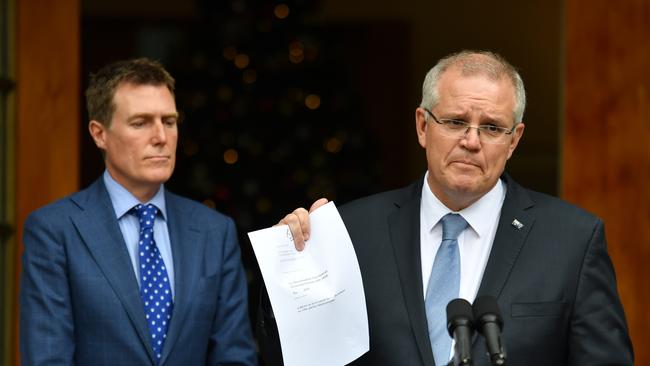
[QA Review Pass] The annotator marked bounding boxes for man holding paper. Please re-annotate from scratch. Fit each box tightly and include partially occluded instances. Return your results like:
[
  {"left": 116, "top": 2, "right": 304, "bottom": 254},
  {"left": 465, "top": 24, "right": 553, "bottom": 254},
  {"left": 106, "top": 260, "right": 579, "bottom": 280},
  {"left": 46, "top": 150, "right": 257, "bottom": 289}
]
[{"left": 259, "top": 50, "right": 633, "bottom": 365}]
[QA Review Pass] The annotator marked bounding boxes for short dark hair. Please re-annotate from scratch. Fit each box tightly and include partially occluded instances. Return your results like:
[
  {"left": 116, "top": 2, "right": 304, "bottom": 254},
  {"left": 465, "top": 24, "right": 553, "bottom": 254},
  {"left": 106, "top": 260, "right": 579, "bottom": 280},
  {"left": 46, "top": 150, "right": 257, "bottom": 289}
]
[{"left": 85, "top": 58, "right": 175, "bottom": 126}]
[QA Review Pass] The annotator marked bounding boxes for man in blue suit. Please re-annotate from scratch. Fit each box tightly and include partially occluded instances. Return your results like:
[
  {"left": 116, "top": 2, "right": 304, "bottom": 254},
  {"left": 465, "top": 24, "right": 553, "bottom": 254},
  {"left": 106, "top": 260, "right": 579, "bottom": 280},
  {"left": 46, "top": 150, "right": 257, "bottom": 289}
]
[{"left": 20, "top": 58, "right": 257, "bottom": 365}]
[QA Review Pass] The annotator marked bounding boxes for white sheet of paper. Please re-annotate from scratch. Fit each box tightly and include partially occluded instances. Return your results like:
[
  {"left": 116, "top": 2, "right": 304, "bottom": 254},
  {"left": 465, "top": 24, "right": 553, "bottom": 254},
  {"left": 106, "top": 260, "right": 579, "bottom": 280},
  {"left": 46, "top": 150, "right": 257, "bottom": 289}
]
[{"left": 248, "top": 202, "right": 369, "bottom": 366}]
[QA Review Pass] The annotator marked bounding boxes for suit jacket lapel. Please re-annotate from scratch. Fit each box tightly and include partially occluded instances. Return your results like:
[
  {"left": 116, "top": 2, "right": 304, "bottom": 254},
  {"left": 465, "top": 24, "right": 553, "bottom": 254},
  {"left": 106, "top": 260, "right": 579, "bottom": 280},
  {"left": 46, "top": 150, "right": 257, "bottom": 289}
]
[
  {"left": 159, "top": 192, "right": 202, "bottom": 364},
  {"left": 387, "top": 180, "right": 436, "bottom": 366},
  {"left": 69, "top": 179, "right": 155, "bottom": 363},
  {"left": 477, "top": 175, "right": 535, "bottom": 299}
]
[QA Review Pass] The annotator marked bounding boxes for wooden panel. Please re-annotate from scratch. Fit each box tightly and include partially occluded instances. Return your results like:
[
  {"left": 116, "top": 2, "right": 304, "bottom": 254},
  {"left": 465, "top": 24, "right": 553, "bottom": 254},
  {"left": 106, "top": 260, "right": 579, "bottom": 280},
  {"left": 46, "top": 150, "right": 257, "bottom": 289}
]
[
  {"left": 14, "top": 0, "right": 80, "bottom": 363},
  {"left": 564, "top": 0, "right": 650, "bottom": 364}
]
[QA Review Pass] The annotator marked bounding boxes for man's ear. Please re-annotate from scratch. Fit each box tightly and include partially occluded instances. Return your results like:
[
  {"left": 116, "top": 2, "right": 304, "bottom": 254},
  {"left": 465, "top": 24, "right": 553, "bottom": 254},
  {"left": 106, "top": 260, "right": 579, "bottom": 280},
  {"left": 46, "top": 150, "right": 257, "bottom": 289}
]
[
  {"left": 415, "top": 107, "right": 428, "bottom": 148},
  {"left": 506, "top": 122, "right": 525, "bottom": 160},
  {"left": 88, "top": 120, "right": 107, "bottom": 150}
]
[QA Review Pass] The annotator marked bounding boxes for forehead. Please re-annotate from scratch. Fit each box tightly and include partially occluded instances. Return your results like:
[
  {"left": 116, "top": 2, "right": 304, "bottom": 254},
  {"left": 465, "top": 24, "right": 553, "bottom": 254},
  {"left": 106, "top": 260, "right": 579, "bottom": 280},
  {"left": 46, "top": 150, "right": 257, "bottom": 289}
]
[
  {"left": 436, "top": 67, "right": 515, "bottom": 117},
  {"left": 112, "top": 82, "right": 176, "bottom": 114}
]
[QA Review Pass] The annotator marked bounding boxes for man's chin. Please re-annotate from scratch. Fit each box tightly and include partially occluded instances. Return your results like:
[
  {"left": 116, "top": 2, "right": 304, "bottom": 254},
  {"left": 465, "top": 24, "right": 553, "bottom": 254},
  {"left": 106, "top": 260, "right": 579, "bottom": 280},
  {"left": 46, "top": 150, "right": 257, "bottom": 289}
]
[
  {"left": 142, "top": 169, "right": 174, "bottom": 185},
  {"left": 450, "top": 168, "right": 479, "bottom": 181},
  {"left": 447, "top": 175, "right": 483, "bottom": 194}
]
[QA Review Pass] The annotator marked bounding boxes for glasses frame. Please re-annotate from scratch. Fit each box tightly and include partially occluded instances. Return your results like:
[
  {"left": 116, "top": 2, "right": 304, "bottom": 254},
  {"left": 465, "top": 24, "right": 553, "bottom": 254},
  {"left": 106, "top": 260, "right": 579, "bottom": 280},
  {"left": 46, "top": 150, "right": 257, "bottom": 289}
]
[{"left": 422, "top": 108, "right": 516, "bottom": 144}]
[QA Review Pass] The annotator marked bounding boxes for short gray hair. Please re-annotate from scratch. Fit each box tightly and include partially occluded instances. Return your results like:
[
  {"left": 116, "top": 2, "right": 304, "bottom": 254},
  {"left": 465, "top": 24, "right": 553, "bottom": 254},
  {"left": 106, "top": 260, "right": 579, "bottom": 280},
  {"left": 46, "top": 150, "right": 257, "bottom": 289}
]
[{"left": 420, "top": 50, "right": 526, "bottom": 123}]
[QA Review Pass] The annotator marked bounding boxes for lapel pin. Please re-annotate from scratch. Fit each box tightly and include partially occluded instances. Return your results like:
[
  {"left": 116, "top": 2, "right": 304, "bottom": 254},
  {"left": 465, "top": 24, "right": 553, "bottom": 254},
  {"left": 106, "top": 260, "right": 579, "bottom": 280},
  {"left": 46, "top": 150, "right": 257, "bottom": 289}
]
[{"left": 511, "top": 219, "right": 524, "bottom": 230}]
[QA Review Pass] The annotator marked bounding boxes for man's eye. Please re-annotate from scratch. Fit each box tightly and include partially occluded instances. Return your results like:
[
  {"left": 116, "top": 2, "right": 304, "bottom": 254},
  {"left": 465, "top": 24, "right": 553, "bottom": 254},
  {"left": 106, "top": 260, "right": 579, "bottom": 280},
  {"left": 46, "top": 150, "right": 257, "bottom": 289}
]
[
  {"left": 446, "top": 120, "right": 466, "bottom": 127},
  {"left": 163, "top": 118, "right": 177, "bottom": 126},
  {"left": 483, "top": 124, "right": 501, "bottom": 133},
  {"left": 131, "top": 120, "right": 145, "bottom": 127}
]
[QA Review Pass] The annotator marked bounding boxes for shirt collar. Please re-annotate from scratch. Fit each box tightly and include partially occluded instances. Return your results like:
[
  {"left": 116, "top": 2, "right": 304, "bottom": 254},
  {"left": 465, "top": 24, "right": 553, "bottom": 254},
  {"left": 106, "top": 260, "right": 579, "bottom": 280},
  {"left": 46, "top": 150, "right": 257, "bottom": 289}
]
[
  {"left": 103, "top": 170, "right": 168, "bottom": 220},
  {"left": 420, "top": 171, "right": 506, "bottom": 237}
]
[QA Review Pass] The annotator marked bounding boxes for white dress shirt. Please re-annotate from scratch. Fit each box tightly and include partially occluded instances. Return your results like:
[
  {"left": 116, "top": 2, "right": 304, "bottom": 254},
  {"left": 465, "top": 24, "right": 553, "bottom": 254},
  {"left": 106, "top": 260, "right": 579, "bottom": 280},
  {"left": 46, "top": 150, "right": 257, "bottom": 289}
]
[{"left": 420, "top": 172, "right": 506, "bottom": 304}]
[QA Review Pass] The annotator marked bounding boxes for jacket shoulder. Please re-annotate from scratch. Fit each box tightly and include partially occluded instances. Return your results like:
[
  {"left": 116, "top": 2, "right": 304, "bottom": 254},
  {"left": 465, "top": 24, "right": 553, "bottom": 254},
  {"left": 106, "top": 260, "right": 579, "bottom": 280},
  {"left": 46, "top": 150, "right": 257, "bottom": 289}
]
[
  {"left": 25, "top": 186, "right": 97, "bottom": 224},
  {"left": 507, "top": 176, "right": 602, "bottom": 230},
  {"left": 340, "top": 180, "right": 421, "bottom": 219},
  {"left": 165, "top": 191, "right": 234, "bottom": 225}
]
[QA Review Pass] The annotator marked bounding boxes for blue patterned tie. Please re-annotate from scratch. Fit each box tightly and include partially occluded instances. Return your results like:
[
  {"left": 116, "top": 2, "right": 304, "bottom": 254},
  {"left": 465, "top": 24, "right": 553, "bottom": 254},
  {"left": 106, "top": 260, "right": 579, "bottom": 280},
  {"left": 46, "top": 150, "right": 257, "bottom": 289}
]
[
  {"left": 425, "top": 213, "right": 468, "bottom": 366},
  {"left": 131, "top": 204, "right": 174, "bottom": 363}
]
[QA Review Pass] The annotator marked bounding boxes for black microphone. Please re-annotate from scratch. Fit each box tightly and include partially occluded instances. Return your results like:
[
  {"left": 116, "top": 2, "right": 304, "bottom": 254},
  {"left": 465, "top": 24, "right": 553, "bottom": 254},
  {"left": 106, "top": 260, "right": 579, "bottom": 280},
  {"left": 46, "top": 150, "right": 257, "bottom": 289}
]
[
  {"left": 446, "top": 298, "right": 475, "bottom": 366},
  {"left": 473, "top": 295, "right": 506, "bottom": 366}
]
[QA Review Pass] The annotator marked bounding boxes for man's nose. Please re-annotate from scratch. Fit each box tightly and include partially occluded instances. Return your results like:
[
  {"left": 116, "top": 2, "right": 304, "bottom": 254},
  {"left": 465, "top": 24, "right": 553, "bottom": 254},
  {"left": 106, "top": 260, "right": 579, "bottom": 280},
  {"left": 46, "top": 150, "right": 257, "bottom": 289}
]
[
  {"left": 459, "top": 126, "right": 481, "bottom": 149},
  {"left": 151, "top": 120, "right": 167, "bottom": 144}
]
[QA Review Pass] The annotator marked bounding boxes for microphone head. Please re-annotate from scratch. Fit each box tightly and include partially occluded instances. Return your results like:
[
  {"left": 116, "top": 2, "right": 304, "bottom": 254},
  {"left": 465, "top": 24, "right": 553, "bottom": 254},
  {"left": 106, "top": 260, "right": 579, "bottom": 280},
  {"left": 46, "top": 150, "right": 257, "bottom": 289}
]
[
  {"left": 472, "top": 295, "right": 503, "bottom": 331},
  {"left": 446, "top": 298, "right": 474, "bottom": 337}
]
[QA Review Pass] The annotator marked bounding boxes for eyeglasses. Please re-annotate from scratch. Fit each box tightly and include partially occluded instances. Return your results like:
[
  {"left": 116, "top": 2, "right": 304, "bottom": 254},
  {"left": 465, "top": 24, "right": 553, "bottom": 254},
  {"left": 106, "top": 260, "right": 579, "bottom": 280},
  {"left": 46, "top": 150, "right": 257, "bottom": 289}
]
[{"left": 423, "top": 108, "right": 516, "bottom": 145}]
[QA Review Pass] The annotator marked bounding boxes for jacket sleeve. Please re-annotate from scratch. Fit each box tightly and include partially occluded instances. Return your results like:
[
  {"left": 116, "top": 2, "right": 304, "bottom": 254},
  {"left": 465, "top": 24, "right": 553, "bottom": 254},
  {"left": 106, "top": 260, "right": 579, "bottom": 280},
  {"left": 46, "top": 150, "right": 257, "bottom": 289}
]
[
  {"left": 568, "top": 219, "right": 634, "bottom": 365},
  {"left": 20, "top": 211, "right": 75, "bottom": 366}
]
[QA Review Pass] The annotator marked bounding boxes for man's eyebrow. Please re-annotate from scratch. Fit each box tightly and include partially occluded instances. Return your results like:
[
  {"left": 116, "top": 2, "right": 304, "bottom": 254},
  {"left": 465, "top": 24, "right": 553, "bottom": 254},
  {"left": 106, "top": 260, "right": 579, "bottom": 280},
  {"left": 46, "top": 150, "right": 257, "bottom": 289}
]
[
  {"left": 127, "top": 112, "right": 179, "bottom": 121},
  {"left": 127, "top": 113, "right": 153, "bottom": 121},
  {"left": 479, "top": 113, "right": 509, "bottom": 125},
  {"left": 439, "top": 111, "right": 470, "bottom": 120}
]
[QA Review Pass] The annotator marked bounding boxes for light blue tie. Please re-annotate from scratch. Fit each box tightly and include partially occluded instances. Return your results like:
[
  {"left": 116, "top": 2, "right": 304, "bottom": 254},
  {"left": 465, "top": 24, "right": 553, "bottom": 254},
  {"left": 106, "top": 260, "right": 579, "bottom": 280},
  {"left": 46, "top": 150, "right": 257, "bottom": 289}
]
[
  {"left": 425, "top": 213, "right": 468, "bottom": 366},
  {"left": 131, "top": 204, "right": 174, "bottom": 364}
]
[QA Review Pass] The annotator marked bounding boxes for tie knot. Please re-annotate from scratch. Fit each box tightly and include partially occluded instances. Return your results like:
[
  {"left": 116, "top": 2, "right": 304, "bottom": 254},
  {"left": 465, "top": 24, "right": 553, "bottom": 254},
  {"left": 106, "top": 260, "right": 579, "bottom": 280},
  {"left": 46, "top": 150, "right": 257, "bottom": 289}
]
[
  {"left": 131, "top": 203, "right": 158, "bottom": 230},
  {"left": 441, "top": 213, "right": 468, "bottom": 241}
]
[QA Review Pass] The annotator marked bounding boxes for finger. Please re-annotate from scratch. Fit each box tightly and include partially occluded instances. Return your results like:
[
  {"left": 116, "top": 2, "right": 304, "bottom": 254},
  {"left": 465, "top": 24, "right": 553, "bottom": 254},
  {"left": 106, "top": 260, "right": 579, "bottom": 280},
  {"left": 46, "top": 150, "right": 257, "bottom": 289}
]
[
  {"left": 277, "top": 208, "right": 310, "bottom": 251},
  {"left": 309, "top": 198, "right": 329, "bottom": 213}
]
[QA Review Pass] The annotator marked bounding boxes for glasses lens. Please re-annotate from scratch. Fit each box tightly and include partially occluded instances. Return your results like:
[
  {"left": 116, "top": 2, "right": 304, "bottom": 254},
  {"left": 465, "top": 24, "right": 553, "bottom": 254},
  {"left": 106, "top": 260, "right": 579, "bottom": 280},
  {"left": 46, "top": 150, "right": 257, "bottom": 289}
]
[{"left": 435, "top": 123, "right": 510, "bottom": 144}]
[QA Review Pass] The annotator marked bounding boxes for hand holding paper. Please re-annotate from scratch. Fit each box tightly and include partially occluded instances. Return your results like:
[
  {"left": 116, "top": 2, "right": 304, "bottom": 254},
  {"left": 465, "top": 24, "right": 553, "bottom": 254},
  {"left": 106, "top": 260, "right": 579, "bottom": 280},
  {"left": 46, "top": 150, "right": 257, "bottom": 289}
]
[{"left": 248, "top": 202, "right": 369, "bottom": 366}]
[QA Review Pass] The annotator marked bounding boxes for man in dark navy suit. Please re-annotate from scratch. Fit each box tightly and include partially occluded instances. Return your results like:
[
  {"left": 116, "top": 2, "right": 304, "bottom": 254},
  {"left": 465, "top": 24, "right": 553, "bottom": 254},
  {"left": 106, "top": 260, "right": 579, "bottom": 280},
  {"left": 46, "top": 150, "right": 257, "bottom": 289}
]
[
  {"left": 20, "top": 58, "right": 257, "bottom": 365},
  {"left": 261, "top": 50, "right": 634, "bottom": 365}
]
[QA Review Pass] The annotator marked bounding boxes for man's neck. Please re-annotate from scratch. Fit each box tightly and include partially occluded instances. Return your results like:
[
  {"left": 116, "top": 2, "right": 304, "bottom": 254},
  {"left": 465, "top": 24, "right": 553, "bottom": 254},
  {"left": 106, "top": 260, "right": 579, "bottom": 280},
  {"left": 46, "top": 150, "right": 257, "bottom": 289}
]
[
  {"left": 426, "top": 176, "right": 494, "bottom": 212},
  {"left": 104, "top": 170, "right": 162, "bottom": 203}
]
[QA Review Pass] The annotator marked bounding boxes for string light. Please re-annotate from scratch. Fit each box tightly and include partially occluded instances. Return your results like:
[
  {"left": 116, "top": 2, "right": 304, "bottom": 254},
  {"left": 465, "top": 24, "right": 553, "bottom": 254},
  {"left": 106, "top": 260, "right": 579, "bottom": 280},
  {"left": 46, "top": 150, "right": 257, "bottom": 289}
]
[
  {"left": 324, "top": 137, "right": 342, "bottom": 153},
  {"left": 234, "top": 54, "right": 250, "bottom": 69},
  {"left": 274, "top": 4, "right": 290, "bottom": 19},
  {"left": 289, "top": 41, "right": 304, "bottom": 64},
  {"left": 223, "top": 149, "right": 239, "bottom": 164},
  {"left": 305, "top": 94, "right": 321, "bottom": 110}
]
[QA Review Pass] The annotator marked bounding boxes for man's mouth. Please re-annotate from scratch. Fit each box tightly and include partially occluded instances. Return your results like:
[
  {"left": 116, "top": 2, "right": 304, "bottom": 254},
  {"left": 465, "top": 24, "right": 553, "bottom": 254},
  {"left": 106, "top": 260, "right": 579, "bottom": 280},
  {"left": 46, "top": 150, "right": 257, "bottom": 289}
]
[
  {"left": 145, "top": 155, "right": 171, "bottom": 161},
  {"left": 451, "top": 159, "right": 479, "bottom": 167}
]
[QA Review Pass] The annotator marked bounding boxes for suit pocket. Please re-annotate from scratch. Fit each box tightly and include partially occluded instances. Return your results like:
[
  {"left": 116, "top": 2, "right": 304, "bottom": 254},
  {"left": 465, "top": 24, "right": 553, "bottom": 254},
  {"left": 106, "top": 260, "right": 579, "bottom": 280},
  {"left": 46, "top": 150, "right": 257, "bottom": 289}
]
[{"left": 511, "top": 301, "right": 566, "bottom": 318}]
